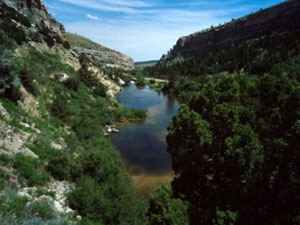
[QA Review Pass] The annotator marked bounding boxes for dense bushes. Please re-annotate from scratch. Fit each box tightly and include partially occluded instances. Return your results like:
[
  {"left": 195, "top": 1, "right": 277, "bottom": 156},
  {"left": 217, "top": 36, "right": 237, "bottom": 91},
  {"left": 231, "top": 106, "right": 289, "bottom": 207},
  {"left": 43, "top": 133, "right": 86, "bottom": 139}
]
[
  {"left": 0, "top": 190, "right": 71, "bottom": 224},
  {"left": 167, "top": 67, "right": 300, "bottom": 224},
  {"left": 0, "top": 17, "right": 28, "bottom": 45},
  {"left": 0, "top": 30, "right": 21, "bottom": 101},
  {"left": 148, "top": 185, "right": 190, "bottom": 225},
  {"left": 14, "top": 153, "right": 51, "bottom": 187}
]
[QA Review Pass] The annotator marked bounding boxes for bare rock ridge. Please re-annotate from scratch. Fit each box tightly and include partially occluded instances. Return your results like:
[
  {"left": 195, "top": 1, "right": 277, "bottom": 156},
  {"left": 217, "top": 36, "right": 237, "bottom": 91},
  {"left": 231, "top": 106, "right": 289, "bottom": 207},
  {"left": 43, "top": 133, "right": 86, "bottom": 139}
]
[
  {"left": 161, "top": 0, "right": 300, "bottom": 62},
  {"left": 0, "top": 0, "right": 65, "bottom": 37},
  {"left": 66, "top": 33, "right": 134, "bottom": 70},
  {"left": 0, "top": 0, "right": 133, "bottom": 70}
]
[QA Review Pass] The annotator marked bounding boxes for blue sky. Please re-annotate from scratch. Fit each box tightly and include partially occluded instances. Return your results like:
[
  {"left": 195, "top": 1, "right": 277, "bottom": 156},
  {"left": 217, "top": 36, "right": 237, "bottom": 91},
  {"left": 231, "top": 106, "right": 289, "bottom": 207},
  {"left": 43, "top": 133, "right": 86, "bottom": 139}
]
[{"left": 44, "top": 0, "right": 285, "bottom": 62}]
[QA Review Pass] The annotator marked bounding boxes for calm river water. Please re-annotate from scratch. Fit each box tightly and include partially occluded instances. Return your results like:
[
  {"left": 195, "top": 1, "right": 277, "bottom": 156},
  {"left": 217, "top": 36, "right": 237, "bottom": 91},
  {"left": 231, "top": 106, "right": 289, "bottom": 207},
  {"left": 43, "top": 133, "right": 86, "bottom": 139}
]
[{"left": 110, "top": 85, "right": 180, "bottom": 194}]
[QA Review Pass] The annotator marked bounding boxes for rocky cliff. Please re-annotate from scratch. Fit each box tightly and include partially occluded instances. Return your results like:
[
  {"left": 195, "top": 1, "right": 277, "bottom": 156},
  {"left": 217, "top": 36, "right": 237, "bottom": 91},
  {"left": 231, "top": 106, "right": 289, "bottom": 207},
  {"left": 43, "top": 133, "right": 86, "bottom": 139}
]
[
  {"left": 161, "top": 0, "right": 300, "bottom": 62},
  {"left": 67, "top": 33, "right": 134, "bottom": 70},
  {"left": 0, "top": 0, "right": 65, "bottom": 37}
]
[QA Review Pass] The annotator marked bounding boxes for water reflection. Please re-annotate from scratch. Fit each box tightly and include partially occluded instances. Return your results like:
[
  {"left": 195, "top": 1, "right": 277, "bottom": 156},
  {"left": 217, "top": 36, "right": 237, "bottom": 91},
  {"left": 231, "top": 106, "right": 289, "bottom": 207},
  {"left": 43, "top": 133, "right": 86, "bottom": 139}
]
[{"left": 110, "top": 85, "right": 180, "bottom": 194}]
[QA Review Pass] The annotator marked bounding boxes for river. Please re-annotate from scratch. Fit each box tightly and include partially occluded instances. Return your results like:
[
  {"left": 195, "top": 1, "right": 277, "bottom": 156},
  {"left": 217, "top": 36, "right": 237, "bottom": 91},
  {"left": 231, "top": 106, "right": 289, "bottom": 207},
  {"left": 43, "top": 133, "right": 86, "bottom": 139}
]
[{"left": 110, "top": 84, "right": 180, "bottom": 195}]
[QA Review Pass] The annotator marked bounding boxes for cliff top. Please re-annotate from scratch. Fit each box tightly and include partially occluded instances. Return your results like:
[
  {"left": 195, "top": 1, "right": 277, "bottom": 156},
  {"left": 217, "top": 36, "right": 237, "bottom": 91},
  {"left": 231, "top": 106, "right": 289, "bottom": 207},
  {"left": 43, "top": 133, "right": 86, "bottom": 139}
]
[{"left": 67, "top": 33, "right": 122, "bottom": 55}]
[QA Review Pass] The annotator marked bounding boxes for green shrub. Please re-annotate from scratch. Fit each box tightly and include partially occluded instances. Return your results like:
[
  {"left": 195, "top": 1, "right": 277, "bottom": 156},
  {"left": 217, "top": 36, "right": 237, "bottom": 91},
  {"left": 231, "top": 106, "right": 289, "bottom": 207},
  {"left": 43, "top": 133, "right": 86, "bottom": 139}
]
[
  {"left": 148, "top": 185, "right": 190, "bottom": 225},
  {"left": 0, "top": 190, "right": 29, "bottom": 218},
  {"left": 64, "top": 75, "right": 80, "bottom": 92},
  {"left": 54, "top": 34, "right": 63, "bottom": 44},
  {"left": 27, "top": 138, "right": 59, "bottom": 160},
  {"left": 0, "top": 19, "right": 27, "bottom": 45},
  {"left": 63, "top": 40, "right": 71, "bottom": 50},
  {"left": 149, "top": 79, "right": 155, "bottom": 84},
  {"left": 0, "top": 49, "right": 21, "bottom": 101},
  {"left": 0, "top": 29, "right": 15, "bottom": 50},
  {"left": 44, "top": 35, "right": 55, "bottom": 48},
  {"left": 47, "top": 152, "right": 80, "bottom": 181},
  {"left": 68, "top": 175, "right": 148, "bottom": 225},
  {"left": 28, "top": 201, "right": 55, "bottom": 220},
  {"left": 49, "top": 95, "right": 70, "bottom": 123},
  {"left": 0, "top": 154, "right": 13, "bottom": 166},
  {"left": 14, "top": 153, "right": 51, "bottom": 186},
  {"left": 22, "top": 217, "right": 45, "bottom": 225},
  {"left": 132, "top": 109, "right": 147, "bottom": 119},
  {"left": 79, "top": 65, "right": 107, "bottom": 97},
  {"left": 136, "top": 74, "right": 146, "bottom": 87}
]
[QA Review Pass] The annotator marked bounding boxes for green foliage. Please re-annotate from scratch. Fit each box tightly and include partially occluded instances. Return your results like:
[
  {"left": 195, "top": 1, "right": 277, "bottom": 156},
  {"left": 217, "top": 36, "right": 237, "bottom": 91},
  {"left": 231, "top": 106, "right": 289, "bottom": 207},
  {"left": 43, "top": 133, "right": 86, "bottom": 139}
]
[
  {"left": 27, "top": 201, "right": 55, "bottom": 220},
  {"left": 0, "top": 190, "right": 29, "bottom": 218},
  {"left": 0, "top": 18, "right": 27, "bottom": 45},
  {"left": 0, "top": 190, "right": 70, "bottom": 224},
  {"left": 0, "top": 34, "right": 21, "bottom": 101},
  {"left": 213, "top": 209, "right": 238, "bottom": 225},
  {"left": 135, "top": 74, "right": 146, "bottom": 87},
  {"left": 44, "top": 35, "right": 55, "bottom": 48},
  {"left": 0, "top": 154, "right": 13, "bottom": 167},
  {"left": 13, "top": 46, "right": 76, "bottom": 96},
  {"left": 14, "top": 153, "right": 51, "bottom": 186},
  {"left": 167, "top": 71, "right": 300, "bottom": 224},
  {"left": 148, "top": 185, "right": 190, "bottom": 225},
  {"left": 63, "top": 40, "right": 71, "bottom": 50},
  {"left": 78, "top": 54, "right": 107, "bottom": 97},
  {"left": 0, "top": 29, "right": 16, "bottom": 50},
  {"left": 68, "top": 175, "right": 149, "bottom": 225},
  {"left": 47, "top": 151, "right": 79, "bottom": 181}
]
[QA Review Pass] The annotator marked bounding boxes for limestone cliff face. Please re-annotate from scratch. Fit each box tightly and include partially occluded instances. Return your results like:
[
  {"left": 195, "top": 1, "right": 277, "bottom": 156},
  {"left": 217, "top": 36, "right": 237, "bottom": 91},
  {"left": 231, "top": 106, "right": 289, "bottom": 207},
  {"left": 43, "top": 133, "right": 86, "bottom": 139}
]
[
  {"left": 66, "top": 33, "right": 134, "bottom": 70},
  {"left": 75, "top": 47, "right": 134, "bottom": 70},
  {"left": 0, "top": 0, "right": 65, "bottom": 37},
  {"left": 161, "top": 0, "right": 300, "bottom": 62}
]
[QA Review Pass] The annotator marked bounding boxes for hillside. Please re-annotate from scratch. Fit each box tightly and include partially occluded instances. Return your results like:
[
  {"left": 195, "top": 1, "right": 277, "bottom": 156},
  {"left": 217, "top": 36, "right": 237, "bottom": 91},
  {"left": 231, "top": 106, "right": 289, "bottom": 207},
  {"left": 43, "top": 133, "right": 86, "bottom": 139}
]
[
  {"left": 67, "top": 33, "right": 134, "bottom": 70},
  {"left": 135, "top": 60, "right": 158, "bottom": 69},
  {"left": 0, "top": 0, "right": 149, "bottom": 224},
  {"left": 160, "top": 0, "right": 300, "bottom": 62}
]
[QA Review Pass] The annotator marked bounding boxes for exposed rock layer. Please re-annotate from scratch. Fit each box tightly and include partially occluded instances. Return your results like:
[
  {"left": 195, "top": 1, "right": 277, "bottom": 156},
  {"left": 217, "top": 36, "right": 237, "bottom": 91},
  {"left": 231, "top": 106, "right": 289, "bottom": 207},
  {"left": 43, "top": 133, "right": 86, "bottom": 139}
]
[
  {"left": 74, "top": 47, "right": 134, "bottom": 70},
  {"left": 0, "top": 0, "right": 65, "bottom": 37},
  {"left": 161, "top": 0, "right": 300, "bottom": 62},
  {"left": 66, "top": 33, "right": 134, "bottom": 70}
]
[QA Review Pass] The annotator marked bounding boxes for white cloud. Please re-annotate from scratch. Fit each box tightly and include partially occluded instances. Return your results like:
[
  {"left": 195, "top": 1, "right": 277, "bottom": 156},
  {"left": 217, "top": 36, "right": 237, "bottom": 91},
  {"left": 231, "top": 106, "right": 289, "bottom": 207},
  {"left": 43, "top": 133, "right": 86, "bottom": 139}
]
[
  {"left": 49, "top": 0, "right": 261, "bottom": 61},
  {"left": 100, "top": 0, "right": 151, "bottom": 7},
  {"left": 64, "top": 8, "right": 235, "bottom": 61},
  {"left": 58, "top": 0, "right": 151, "bottom": 13},
  {"left": 86, "top": 14, "right": 100, "bottom": 20}
]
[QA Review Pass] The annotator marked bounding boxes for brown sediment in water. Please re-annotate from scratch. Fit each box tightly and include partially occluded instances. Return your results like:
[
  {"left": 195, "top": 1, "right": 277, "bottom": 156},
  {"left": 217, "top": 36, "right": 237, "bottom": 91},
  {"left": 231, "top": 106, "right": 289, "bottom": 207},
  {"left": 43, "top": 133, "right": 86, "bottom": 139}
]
[
  {"left": 126, "top": 164, "right": 174, "bottom": 197},
  {"left": 131, "top": 173, "right": 174, "bottom": 198}
]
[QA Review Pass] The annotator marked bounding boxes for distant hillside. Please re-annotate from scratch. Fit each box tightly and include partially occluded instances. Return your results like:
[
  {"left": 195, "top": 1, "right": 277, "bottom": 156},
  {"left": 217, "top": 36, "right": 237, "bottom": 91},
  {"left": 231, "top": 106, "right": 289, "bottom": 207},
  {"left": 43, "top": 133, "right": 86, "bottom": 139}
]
[
  {"left": 135, "top": 60, "right": 158, "bottom": 69},
  {"left": 66, "top": 33, "right": 115, "bottom": 52},
  {"left": 66, "top": 33, "right": 134, "bottom": 70},
  {"left": 160, "top": 0, "right": 300, "bottom": 63}
]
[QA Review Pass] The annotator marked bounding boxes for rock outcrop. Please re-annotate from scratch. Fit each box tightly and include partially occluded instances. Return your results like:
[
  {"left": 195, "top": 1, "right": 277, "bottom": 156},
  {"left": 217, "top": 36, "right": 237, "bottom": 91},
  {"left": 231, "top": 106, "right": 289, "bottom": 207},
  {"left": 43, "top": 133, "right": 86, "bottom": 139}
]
[
  {"left": 160, "top": 0, "right": 300, "bottom": 62},
  {"left": 0, "top": 0, "right": 65, "bottom": 37},
  {"left": 75, "top": 47, "right": 134, "bottom": 70},
  {"left": 67, "top": 33, "right": 134, "bottom": 70}
]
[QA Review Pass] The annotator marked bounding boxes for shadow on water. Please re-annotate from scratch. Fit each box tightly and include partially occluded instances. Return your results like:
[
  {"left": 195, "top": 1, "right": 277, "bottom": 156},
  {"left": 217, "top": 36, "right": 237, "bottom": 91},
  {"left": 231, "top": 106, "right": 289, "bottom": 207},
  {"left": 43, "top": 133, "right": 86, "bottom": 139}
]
[{"left": 110, "top": 85, "right": 180, "bottom": 195}]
